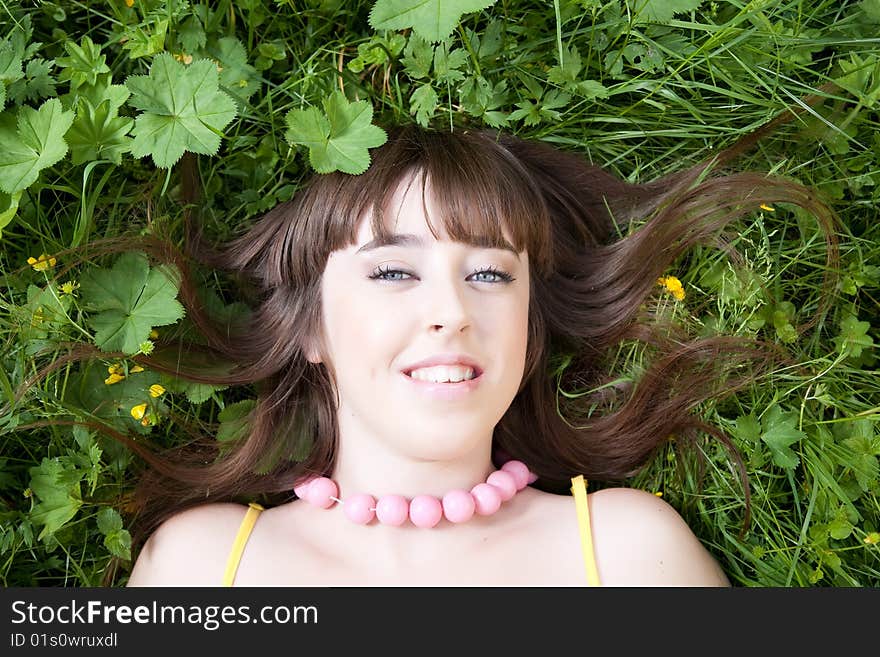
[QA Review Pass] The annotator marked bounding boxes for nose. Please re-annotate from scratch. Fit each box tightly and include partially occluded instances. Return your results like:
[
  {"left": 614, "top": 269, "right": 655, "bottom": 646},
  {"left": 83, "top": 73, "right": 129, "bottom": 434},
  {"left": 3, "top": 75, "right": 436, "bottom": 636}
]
[{"left": 425, "top": 272, "right": 471, "bottom": 334}]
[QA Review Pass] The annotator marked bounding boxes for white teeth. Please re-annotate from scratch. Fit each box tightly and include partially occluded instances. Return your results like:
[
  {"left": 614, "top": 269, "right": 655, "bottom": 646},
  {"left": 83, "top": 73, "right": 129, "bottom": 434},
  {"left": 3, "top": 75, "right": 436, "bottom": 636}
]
[{"left": 409, "top": 365, "right": 476, "bottom": 383}]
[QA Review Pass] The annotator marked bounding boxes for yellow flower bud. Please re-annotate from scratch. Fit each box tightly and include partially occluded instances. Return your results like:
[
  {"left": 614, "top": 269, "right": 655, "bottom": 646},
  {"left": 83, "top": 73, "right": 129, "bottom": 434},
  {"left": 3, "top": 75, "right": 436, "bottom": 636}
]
[
  {"left": 759, "top": 203, "right": 775, "bottom": 212},
  {"left": 104, "top": 373, "right": 125, "bottom": 385},
  {"left": 27, "top": 254, "right": 57, "bottom": 271},
  {"left": 149, "top": 384, "right": 165, "bottom": 398},
  {"left": 130, "top": 403, "right": 148, "bottom": 420},
  {"left": 130, "top": 365, "right": 145, "bottom": 373}
]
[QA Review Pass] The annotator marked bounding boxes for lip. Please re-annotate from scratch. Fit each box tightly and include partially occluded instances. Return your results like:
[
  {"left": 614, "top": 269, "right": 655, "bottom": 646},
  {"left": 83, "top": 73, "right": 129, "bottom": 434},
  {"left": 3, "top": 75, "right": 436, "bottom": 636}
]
[{"left": 401, "top": 370, "right": 483, "bottom": 401}]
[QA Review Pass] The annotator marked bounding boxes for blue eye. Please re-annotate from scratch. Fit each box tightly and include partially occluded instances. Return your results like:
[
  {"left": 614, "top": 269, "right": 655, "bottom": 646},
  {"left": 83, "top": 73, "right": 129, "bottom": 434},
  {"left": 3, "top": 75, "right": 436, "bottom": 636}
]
[{"left": 368, "top": 265, "right": 515, "bottom": 283}]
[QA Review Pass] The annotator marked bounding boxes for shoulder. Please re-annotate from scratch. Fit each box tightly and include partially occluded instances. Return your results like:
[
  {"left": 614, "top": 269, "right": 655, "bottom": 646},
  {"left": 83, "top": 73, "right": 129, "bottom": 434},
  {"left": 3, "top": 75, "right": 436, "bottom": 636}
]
[
  {"left": 127, "top": 502, "right": 254, "bottom": 587},
  {"left": 588, "top": 487, "right": 730, "bottom": 586}
]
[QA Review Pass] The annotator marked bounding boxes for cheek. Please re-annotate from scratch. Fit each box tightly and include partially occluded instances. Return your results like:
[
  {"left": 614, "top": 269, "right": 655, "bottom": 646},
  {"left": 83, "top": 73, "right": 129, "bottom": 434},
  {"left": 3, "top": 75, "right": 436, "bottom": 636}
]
[{"left": 327, "top": 295, "right": 398, "bottom": 371}]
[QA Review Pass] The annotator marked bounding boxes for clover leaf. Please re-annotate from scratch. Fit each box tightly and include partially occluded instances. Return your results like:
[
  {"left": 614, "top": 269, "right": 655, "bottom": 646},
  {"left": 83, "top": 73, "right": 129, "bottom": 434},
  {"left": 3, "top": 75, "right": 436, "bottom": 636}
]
[
  {"left": 126, "top": 53, "right": 237, "bottom": 168},
  {"left": 0, "top": 98, "right": 74, "bottom": 193},
  {"left": 284, "top": 90, "right": 387, "bottom": 174},
  {"left": 79, "top": 251, "right": 185, "bottom": 355},
  {"left": 369, "top": 0, "right": 498, "bottom": 43}
]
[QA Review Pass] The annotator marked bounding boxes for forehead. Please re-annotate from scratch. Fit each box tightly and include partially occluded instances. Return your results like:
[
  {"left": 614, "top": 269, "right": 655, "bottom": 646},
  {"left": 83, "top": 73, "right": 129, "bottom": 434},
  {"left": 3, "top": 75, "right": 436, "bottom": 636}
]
[{"left": 352, "top": 170, "right": 519, "bottom": 251}]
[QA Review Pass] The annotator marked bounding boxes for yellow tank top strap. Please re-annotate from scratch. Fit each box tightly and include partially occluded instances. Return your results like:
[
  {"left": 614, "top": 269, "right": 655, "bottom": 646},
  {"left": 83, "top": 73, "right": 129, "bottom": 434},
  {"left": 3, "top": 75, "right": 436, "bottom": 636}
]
[
  {"left": 222, "top": 502, "right": 264, "bottom": 587},
  {"left": 571, "top": 475, "right": 601, "bottom": 587}
]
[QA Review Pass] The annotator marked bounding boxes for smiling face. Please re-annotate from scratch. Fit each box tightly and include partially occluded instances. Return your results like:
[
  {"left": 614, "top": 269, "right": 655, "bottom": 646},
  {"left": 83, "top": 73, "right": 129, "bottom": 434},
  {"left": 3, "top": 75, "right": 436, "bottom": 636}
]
[{"left": 309, "top": 169, "right": 530, "bottom": 463}]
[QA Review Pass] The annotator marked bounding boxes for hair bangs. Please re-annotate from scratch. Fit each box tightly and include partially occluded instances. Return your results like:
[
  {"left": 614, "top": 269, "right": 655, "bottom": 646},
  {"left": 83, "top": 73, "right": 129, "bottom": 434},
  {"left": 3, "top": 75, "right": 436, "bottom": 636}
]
[{"left": 312, "top": 127, "right": 554, "bottom": 275}]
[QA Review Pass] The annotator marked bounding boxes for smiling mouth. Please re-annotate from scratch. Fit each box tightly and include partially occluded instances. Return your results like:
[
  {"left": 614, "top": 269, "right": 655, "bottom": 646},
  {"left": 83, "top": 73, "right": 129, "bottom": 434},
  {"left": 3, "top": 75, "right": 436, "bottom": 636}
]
[{"left": 403, "top": 370, "right": 483, "bottom": 383}]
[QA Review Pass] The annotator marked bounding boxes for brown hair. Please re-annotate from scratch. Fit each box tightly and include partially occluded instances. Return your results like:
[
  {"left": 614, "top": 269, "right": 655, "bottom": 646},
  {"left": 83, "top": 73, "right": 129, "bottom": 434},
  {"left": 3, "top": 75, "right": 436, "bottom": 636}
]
[{"left": 6, "top": 100, "right": 841, "bottom": 579}]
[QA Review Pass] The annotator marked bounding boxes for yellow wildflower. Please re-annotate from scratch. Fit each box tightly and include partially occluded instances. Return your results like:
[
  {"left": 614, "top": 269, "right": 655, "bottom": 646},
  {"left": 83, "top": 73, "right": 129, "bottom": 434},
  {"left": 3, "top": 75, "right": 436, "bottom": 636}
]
[
  {"left": 864, "top": 532, "right": 880, "bottom": 545},
  {"left": 759, "top": 203, "right": 775, "bottom": 212},
  {"left": 654, "top": 491, "right": 663, "bottom": 497},
  {"left": 130, "top": 365, "right": 145, "bottom": 373},
  {"left": 130, "top": 403, "right": 148, "bottom": 420},
  {"left": 108, "top": 363, "right": 124, "bottom": 375},
  {"left": 125, "top": 0, "right": 134, "bottom": 7},
  {"left": 59, "top": 280, "right": 80, "bottom": 295},
  {"left": 657, "top": 275, "right": 685, "bottom": 301},
  {"left": 105, "top": 373, "right": 125, "bottom": 385},
  {"left": 149, "top": 384, "right": 165, "bottom": 398},
  {"left": 27, "top": 254, "right": 57, "bottom": 271}
]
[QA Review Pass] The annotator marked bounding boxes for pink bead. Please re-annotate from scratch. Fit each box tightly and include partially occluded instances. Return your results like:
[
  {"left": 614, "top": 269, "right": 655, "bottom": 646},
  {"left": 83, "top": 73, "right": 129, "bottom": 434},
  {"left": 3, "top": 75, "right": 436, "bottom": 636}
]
[
  {"left": 501, "top": 460, "right": 531, "bottom": 490},
  {"left": 376, "top": 495, "right": 409, "bottom": 526},
  {"left": 306, "top": 477, "right": 338, "bottom": 508},
  {"left": 343, "top": 493, "right": 376, "bottom": 524},
  {"left": 293, "top": 477, "right": 315, "bottom": 499},
  {"left": 409, "top": 495, "right": 443, "bottom": 528},
  {"left": 442, "top": 489, "right": 476, "bottom": 523},
  {"left": 486, "top": 470, "right": 517, "bottom": 501},
  {"left": 471, "top": 483, "right": 502, "bottom": 516}
]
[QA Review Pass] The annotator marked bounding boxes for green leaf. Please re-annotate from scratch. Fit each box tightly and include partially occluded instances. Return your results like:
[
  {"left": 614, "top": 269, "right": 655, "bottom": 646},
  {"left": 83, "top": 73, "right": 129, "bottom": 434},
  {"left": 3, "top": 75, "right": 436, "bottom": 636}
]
[
  {"left": 96, "top": 506, "right": 123, "bottom": 534},
  {"left": 126, "top": 53, "right": 237, "bottom": 168},
  {"left": 629, "top": 0, "right": 704, "bottom": 24},
  {"left": 369, "top": 0, "right": 498, "bottom": 42},
  {"left": 402, "top": 34, "right": 435, "bottom": 79},
  {"left": 104, "top": 529, "right": 132, "bottom": 561},
  {"left": 121, "top": 19, "right": 168, "bottom": 60},
  {"left": 0, "top": 40, "right": 24, "bottom": 86},
  {"left": 548, "top": 45, "right": 583, "bottom": 87},
  {"left": 217, "top": 399, "right": 257, "bottom": 443},
  {"left": 67, "top": 97, "right": 133, "bottom": 165},
  {"left": 761, "top": 405, "right": 805, "bottom": 469},
  {"left": 28, "top": 458, "right": 84, "bottom": 541},
  {"left": 79, "top": 251, "right": 186, "bottom": 355},
  {"left": 834, "top": 314, "right": 874, "bottom": 359},
  {"left": 0, "top": 98, "right": 75, "bottom": 193},
  {"left": 284, "top": 90, "right": 387, "bottom": 174},
  {"left": 55, "top": 36, "right": 110, "bottom": 92},
  {"left": 410, "top": 83, "right": 438, "bottom": 127},
  {"left": 433, "top": 44, "right": 467, "bottom": 85},
  {"left": 177, "top": 15, "right": 207, "bottom": 54},
  {"left": 7, "top": 58, "right": 56, "bottom": 105},
  {"left": 0, "top": 189, "right": 22, "bottom": 238},
  {"left": 209, "top": 37, "right": 260, "bottom": 102},
  {"left": 734, "top": 414, "right": 761, "bottom": 442},
  {"left": 860, "top": 0, "right": 880, "bottom": 23}
]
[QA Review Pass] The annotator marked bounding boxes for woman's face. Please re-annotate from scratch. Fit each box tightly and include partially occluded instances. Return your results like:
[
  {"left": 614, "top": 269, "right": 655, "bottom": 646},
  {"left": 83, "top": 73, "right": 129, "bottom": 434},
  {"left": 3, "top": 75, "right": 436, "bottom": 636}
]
[{"left": 310, "top": 172, "right": 530, "bottom": 462}]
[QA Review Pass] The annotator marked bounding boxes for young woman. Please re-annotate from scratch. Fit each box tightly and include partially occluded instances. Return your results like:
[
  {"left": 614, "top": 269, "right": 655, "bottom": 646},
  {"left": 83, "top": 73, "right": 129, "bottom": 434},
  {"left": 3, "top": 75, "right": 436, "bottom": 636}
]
[{"left": 121, "top": 123, "right": 835, "bottom": 586}]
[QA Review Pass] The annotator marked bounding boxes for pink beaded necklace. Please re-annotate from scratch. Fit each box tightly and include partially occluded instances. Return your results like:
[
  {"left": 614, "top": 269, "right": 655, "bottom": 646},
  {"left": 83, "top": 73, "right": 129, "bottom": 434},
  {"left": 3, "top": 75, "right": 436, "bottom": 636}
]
[{"left": 293, "top": 460, "right": 538, "bottom": 528}]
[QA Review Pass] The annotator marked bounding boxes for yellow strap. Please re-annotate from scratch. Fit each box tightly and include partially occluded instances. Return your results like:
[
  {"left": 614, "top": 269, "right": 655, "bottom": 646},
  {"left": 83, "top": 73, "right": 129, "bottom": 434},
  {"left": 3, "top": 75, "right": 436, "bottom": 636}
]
[
  {"left": 571, "top": 475, "right": 601, "bottom": 587},
  {"left": 222, "top": 502, "right": 264, "bottom": 587}
]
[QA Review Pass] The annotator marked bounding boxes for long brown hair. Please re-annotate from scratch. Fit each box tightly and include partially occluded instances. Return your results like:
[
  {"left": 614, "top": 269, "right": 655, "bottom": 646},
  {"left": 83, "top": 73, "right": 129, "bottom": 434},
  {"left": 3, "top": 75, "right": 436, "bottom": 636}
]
[{"left": 7, "top": 94, "right": 841, "bottom": 577}]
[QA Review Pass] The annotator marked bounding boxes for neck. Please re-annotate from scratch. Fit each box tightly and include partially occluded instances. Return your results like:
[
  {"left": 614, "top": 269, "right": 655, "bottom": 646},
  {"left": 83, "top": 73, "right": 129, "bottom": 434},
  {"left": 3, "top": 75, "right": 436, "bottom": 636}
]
[{"left": 330, "top": 442, "right": 497, "bottom": 501}]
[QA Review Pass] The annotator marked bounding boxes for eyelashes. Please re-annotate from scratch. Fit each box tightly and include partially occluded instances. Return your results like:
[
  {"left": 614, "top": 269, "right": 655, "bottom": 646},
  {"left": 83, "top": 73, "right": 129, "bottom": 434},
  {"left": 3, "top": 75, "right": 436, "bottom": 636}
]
[{"left": 368, "top": 264, "right": 516, "bottom": 284}]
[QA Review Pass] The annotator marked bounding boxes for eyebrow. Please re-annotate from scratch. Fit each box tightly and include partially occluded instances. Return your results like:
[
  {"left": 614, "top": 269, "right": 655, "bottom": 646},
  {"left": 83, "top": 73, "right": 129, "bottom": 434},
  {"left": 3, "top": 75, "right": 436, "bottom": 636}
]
[{"left": 356, "top": 233, "right": 520, "bottom": 258}]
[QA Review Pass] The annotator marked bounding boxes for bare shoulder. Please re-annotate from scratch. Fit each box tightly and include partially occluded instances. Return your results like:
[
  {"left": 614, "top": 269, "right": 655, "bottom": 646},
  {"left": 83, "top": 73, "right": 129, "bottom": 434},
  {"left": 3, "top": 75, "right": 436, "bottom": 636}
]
[
  {"left": 589, "top": 487, "right": 731, "bottom": 587},
  {"left": 127, "top": 502, "right": 251, "bottom": 587}
]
